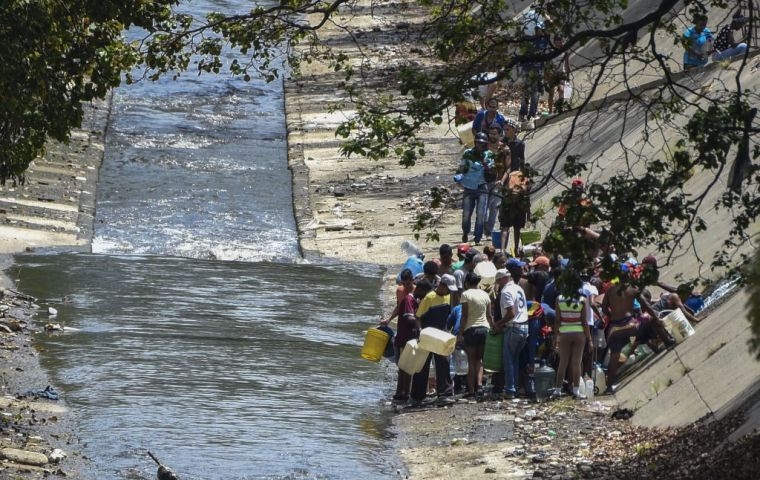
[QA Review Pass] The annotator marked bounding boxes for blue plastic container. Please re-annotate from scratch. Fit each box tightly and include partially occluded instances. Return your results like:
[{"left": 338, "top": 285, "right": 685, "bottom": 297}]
[{"left": 396, "top": 256, "right": 424, "bottom": 284}]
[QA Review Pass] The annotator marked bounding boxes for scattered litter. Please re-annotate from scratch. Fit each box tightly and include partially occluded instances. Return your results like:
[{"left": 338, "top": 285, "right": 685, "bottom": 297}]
[{"left": 23, "top": 385, "right": 60, "bottom": 401}]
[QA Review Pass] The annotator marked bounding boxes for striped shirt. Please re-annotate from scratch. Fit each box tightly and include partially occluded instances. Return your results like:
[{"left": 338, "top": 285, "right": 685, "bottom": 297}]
[{"left": 557, "top": 297, "right": 584, "bottom": 334}]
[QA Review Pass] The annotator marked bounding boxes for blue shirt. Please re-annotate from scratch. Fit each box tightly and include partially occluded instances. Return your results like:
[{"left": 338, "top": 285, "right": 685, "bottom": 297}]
[
  {"left": 458, "top": 148, "right": 494, "bottom": 190},
  {"left": 472, "top": 110, "right": 506, "bottom": 134},
  {"left": 447, "top": 305, "right": 463, "bottom": 335},
  {"left": 683, "top": 26, "right": 713, "bottom": 66}
]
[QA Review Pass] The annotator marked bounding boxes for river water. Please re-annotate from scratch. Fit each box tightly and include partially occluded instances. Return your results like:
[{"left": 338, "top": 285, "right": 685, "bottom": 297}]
[{"left": 9, "top": 1, "right": 397, "bottom": 478}]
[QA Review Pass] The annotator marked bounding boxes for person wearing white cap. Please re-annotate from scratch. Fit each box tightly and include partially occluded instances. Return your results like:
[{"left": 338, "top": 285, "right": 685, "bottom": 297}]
[{"left": 497, "top": 267, "right": 529, "bottom": 398}]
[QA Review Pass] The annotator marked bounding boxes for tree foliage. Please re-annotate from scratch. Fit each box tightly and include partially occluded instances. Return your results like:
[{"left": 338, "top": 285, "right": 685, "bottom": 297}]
[{"left": 3, "top": 0, "right": 759, "bottom": 351}]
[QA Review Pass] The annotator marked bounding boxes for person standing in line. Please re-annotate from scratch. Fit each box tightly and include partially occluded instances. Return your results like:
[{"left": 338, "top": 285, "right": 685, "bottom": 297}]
[
  {"left": 456, "top": 133, "right": 495, "bottom": 244},
  {"left": 456, "top": 272, "right": 493, "bottom": 398},
  {"left": 471, "top": 98, "right": 507, "bottom": 136},
  {"left": 485, "top": 124, "right": 511, "bottom": 239},
  {"left": 380, "top": 268, "right": 414, "bottom": 326},
  {"left": 410, "top": 275, "right": 458, "bottom": 405},
  {"left": 498, "top": 263, "right": 529, "bottom": 398},
  {"left": 712, "top": 13, "right": 748, "bottom": 62},
  {"left": 389, "top": 280, "right": 432, "bottom": 403},
  {"left": 438, "top": 244, "right": 455, "bottom": 275},
  {"left": 553, "top": 294, "right": 592, "bottom": 398},
  {"left": 683, "top": 14, "right": 713, "bottom": 69}
]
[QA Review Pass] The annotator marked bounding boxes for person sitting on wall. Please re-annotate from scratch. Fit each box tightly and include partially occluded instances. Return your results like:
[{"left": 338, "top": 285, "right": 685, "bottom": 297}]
[{"left": 712, "top": 12, "right": 748, "bottom": 62}]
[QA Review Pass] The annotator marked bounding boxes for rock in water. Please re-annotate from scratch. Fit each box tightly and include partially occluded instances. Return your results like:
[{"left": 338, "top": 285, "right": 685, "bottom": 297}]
[{"left": 158, "top": 465, "right": 180, "bottom": 480}]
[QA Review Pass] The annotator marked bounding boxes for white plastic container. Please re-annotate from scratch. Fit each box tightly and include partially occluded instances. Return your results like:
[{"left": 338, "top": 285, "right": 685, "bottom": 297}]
[
  {"left": 418, "top": 327, "right": 457, "bottom": 356},
  {"left": 451, "top": 348, "right": 469, "bottom": 376},
  {"left": 398, "top": 339, "right": 430, "bottom": 375},
  {"left": 594, "top": 364, "right": 607, "bottom": 394},
  {"left": 458, "top": 121, "right": 475, "bottom": 147},
  {"left": 661, "top": 308, "right": 695, "bottom": 343},
  {"left": 577, "top": 377, "right": 586, "bottom": 397},
  {"left": 585, "top": 377, "right": 594, "bottom": 400}
]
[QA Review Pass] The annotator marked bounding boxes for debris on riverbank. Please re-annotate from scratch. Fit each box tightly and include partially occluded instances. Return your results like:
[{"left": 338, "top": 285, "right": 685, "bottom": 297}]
[
  {"left": 395, "top": 389, "right": 760, "bottom": 479},
  {"left": 0, "top": 285, "right": 84, "bottom": 478}
]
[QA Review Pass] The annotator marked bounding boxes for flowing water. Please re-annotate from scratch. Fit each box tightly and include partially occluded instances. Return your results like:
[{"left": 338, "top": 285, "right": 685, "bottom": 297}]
[{"left": 9, "top": 1, "right": 398, "bottom": 478}]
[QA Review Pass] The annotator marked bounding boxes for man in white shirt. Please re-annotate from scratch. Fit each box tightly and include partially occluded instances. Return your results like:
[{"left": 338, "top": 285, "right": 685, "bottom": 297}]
[{"left": 496, "top": 268, "right": 529, "bottom": 398}]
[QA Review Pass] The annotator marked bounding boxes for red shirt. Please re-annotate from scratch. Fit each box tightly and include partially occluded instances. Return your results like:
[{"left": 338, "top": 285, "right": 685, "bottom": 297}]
[{"left": 394, "top": 293, "right": 419, "bottom": 348}]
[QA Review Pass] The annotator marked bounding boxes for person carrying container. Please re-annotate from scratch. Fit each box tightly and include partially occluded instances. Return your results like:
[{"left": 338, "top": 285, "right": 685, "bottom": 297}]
[
  {"left": 409, "top": 274, "right": 458, "bottom": 406},
  {"left": 389, "top": 280, "right": 432, "bottom": 404},
  {"left": 456, "top": 133, "right": 495, "bottom": 244}
]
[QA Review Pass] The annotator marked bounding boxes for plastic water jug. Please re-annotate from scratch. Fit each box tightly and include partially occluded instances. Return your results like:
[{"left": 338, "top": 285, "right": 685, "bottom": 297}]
[
  {"left": 398, "top": 339, "right": 431, "bottom": 375},
  {"left": 593, "top": 363, "right": 606, "bottom": 395},
  {"left": 458, "top": 121, "right": 475, "bottom": 147},
  {"left": 361, "top": 327, "right": 390, "bottom": 362},
  {"left": 483, "top": 329, "right": 504, "bottom": 372},
  {"left": 396, "top": 256, "right": 424, "bottom": 284},
  {"left": 578, "top": 377, "right": 586, "bottom": 397},
  {"left": 535, "top": 360, "right": 555, "bottom": 400},
  {"left": 585, "top": 376, "right": 594, "bottom": 400},
  {"left": 451, "top": 347, "right": 469, "bottom": 376},
  {"left": 418, "top": 327, "right": 457, "bottom": 356},
  {"left": 661, "top": 308, "right": 695, "bottom": 343}
]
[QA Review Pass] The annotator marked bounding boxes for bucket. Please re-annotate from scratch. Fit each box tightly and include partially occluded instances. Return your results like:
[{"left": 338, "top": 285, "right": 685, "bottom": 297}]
[
  {"left": 419, "top": 327, "right": 457, "bottom": 356},
  {"left": 398, "top": 339, "right": 431, "bottom": 375},
  {"left": 491, "top": 231, "right": 502, "bottom": 249},
  {"left": 483, "top": 329, "right": 504, "bottom": 372},
  {"left": 661, "top": 308, "right": 695, "bottom": 343},
  {"left": 360, "top": 328, "right": 390, "bottom": 362},
  {"left": 458, "top": 121, "right": 475, "bottom": 147}
]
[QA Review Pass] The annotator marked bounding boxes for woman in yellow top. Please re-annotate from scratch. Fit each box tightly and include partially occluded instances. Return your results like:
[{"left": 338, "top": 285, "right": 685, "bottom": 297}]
[
  {"left": 553, "top": 295, "right": 592, "bottom": 398},
  {"left": 456, "top": 272, "right": 494, "bottom": 397}
]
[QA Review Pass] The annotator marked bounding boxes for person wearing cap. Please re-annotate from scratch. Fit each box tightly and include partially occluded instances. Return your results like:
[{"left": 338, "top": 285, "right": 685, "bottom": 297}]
[
  {"left": 497, "top": 260, "right": 530, "bottom": 398},
  {"left": 410, "top": 275, "right": 458, "bottom": 405},
  {"left": 683, "top": 13, "right": 713, "bottom": 69},
  {"left": 712, "top": 13, "right": 747, "bottom": 62},
  {"left": 452, "top": 243, "right": 470, "bottom": 271},
  {"left": 457, "top": 133, "right": 495, "bottom": 244},
  {"left": 457, "top": 271, "right": 494, "bottom": 398},
  {"left": 489, "top": 268, "right": 513, "bottom": 397},
  {"left": 502, "top": 118, "right": 525, "bottom": 173}
]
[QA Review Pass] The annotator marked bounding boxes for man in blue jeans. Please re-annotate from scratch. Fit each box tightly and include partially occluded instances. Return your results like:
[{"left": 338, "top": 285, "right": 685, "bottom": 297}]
[
  {"left": 456, "top": 132, "right": 494, "bottom": 244},
  {"left": 498, "top": 260, "right": 529, "bottom": 398}
]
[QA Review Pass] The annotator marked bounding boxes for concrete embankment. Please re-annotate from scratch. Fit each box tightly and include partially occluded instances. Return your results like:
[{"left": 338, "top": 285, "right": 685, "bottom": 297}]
[
  {"left": 284, "top": 0, "right": 760, "bottom": 476},
  {"left": 0, "top": 96, "right": 110, "bottom": 478}
]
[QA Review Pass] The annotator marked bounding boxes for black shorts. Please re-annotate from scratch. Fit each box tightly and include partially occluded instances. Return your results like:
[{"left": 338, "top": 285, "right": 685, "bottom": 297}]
[
  {"left": 463, "top": 326, "right": 489, "bottom": 347},
  {"left": 499, "top": 192, "right": 530, "bottom": 229}
]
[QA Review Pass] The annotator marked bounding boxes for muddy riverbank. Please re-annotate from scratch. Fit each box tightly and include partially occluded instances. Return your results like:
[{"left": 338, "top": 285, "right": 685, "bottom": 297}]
[{"left": 0, "top": 265, "right": 88, "bottom": 478}]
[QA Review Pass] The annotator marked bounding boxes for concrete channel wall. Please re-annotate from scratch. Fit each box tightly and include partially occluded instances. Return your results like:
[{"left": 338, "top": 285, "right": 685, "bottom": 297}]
[
  {"left": 283, "top": 0, "right": 760, "bottom": 436},
  {"left": 0, "top": 95, "right": 111, "bottom": 254}
]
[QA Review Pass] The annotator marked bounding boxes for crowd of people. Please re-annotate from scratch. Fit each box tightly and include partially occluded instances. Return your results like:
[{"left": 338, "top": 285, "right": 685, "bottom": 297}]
[{"left": 379, "top": 241, "right": 704, "bottom": 407}]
